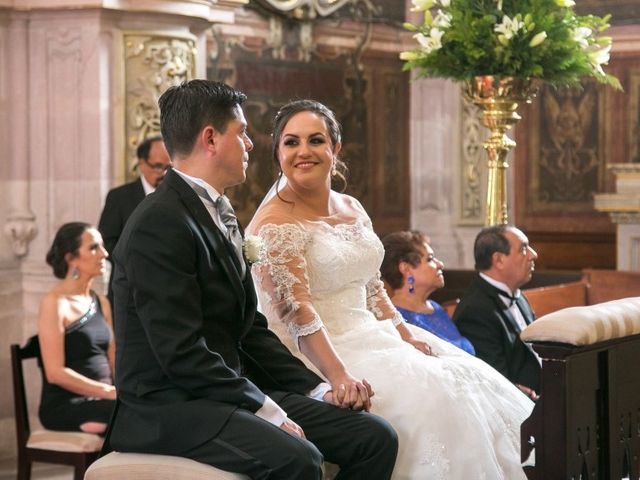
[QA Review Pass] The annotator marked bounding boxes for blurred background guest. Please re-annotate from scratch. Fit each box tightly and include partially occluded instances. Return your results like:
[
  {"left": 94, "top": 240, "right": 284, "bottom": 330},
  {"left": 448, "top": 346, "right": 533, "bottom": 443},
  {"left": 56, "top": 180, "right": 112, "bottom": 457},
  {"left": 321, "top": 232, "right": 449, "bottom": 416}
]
[
  {"left": 38, "top": 222, "right": 116, "bottom": 434},
  {"left": 381, "top": 230, "right": 475, "bottom": 355},
  {"left": 98, "top": 136, "right": 171, "bottom": 302}
]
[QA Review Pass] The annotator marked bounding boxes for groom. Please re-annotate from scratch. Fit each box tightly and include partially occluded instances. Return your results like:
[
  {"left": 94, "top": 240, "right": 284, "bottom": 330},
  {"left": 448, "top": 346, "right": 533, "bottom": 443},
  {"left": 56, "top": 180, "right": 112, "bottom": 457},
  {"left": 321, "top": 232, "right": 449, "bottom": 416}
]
[{"left": 105, "top": 79, "right": 398, "bottom": 479}]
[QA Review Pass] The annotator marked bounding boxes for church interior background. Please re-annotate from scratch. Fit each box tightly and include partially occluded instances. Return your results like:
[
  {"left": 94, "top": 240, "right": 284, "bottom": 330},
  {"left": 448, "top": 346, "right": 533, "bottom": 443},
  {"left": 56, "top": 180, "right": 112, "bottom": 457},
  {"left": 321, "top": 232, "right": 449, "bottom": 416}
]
[{"left": 0, "top": 0, "right": 639, "bottom": 464}]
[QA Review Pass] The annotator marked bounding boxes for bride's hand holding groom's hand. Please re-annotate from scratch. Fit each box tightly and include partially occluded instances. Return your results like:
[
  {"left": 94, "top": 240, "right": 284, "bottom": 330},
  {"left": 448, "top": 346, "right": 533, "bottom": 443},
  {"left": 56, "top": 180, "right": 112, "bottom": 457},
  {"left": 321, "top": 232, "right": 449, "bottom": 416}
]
[{"left": 324, "top": 374, "right": 374, "bottom": 412}]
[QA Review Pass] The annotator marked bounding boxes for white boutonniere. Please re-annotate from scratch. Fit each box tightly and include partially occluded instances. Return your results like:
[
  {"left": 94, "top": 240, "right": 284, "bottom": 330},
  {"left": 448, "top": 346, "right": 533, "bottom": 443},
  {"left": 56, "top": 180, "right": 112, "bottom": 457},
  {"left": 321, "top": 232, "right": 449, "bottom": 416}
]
[{"left": 243, "top": 235, "right": 266, "bottom": 265}]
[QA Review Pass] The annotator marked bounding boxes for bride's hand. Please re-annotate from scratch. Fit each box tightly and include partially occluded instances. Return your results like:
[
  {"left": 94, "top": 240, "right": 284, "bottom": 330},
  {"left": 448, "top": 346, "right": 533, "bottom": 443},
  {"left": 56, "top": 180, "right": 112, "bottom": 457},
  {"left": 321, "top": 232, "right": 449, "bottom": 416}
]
[
  {"left": 405, "top": 337, "right": 436, "bottom": 356},
  {"left": 326, "top": 374, "right": 373, "bottom": 412}
]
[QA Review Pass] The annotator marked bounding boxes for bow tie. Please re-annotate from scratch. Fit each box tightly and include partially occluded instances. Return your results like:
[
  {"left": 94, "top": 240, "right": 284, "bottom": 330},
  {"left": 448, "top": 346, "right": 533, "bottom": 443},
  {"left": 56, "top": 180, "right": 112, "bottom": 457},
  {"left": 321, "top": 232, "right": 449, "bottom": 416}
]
[{"left": 496, "top": 288, "right": 520, "bottom": 307}]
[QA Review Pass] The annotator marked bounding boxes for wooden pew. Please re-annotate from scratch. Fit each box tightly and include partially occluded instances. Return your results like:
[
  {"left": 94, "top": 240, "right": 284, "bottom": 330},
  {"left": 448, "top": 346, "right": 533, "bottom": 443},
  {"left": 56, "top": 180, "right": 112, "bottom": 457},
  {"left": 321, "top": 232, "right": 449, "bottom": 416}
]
[
  {"left": 520, "top": 298, "right": 640, "bottom": 480},
  {"left": 524, "top": 280, "right": 588, "bottom": 318}
]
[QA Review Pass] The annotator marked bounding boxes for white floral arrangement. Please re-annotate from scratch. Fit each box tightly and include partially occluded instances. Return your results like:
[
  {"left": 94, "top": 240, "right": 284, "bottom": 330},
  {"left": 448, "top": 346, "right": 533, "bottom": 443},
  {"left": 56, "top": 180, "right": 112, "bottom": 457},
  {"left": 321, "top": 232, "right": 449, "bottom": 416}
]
[
  {"left": 243, "top": 235, "right": 267, "bottom": 266},
  {"left": 401, "top": 0, "right": 621, "bottom": 89}
]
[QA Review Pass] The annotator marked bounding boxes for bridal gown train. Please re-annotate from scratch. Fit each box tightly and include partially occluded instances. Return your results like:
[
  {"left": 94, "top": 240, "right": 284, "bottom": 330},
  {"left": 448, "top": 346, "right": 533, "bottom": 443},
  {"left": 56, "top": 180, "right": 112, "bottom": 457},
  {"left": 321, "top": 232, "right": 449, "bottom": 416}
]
[{"left": 250, "top": 213, "right": 534, "bottom": 480}]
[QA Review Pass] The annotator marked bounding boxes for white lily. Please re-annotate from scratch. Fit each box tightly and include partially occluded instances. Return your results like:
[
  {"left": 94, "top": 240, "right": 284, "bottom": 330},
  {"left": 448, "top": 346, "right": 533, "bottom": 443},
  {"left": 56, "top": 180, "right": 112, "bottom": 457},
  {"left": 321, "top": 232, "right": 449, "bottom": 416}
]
[
  {"left": 494, "top": 15, "right": 525, "bottom": 41},
  {"left": 588, "top": 44, "right": 611, "bottom": 74},
  {"left": 410, "top": 0, "right": 434, "bottom": 12},
  {"left": 555, "top": 0, "right": 576, "bottom": 6},
  {"left": 529, "top": 31, "right": 547, "bottom": 47},
  {"left": 438, "top": 0, "right": 451, "bottom": 6},
  {"left": 399, "top": 50, "right": 422, "bottom": 61},
  {"left": 573, "top": 27, "right": 592, "bottom": 48},
  {"left": 414, "top": 28, "right": 444, "bottom": 54},
  {"left": 433, "top": 9, "right": 452, "bottom": 29},
  {"left": 497, "top": 0, "right": 503, "bottom": 10}
]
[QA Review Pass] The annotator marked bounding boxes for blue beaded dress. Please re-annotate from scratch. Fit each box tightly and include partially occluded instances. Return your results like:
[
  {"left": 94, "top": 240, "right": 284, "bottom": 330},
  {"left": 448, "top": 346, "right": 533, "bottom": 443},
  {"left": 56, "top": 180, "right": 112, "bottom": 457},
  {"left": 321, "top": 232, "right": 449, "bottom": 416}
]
[{"left": 395, "top": 302, "right": 476, "bottom": 355}]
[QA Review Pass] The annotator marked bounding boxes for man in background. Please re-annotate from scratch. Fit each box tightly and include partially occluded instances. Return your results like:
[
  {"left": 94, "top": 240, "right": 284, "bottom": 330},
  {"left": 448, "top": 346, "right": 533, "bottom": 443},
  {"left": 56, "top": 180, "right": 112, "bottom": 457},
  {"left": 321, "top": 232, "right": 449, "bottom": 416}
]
[
  {"left": 98, "top": 136, "right": 171, "bottom": 301},
  {"left": 454, "top": 224, "right": 541, "bottom": 401}
]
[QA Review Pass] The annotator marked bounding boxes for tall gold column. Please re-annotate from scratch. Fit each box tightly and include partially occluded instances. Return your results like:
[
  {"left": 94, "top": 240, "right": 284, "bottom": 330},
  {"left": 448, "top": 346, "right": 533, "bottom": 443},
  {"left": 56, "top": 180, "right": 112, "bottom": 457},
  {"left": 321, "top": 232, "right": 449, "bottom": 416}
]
[{"left": 465, "top": 76, "right": 537, "bottom": 225}]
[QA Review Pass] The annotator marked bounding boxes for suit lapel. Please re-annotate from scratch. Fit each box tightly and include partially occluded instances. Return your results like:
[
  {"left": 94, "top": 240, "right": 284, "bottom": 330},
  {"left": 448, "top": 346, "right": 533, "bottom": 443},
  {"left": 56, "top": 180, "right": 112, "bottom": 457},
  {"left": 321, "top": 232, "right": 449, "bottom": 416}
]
[
  {"left": 476, "top": 276, "right": 523, "bottom": 334},
  {"left": 165, "top": 170, "right": 246, "bottom": 309},
  {"left": 517, "top": 296, "right": 535, "bottom": 325}
]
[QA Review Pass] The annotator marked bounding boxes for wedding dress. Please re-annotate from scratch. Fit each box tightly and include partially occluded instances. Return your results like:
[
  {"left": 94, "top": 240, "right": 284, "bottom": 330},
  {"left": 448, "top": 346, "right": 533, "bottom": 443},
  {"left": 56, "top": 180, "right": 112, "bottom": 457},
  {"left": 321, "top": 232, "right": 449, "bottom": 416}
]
[{"left": 249, "top": 201, "right": 534, "bottom": 480}]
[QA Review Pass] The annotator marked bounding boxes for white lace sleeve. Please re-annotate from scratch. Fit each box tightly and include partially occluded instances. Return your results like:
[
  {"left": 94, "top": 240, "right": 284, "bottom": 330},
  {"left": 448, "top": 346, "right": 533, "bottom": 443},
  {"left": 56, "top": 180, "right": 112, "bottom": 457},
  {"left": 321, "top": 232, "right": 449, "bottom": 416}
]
[
  {"left": 365, "top": 266, "right": 404, "bottom": 325},
  {"left": 252, "top": 223, "right": 324, "bottom": 347}
]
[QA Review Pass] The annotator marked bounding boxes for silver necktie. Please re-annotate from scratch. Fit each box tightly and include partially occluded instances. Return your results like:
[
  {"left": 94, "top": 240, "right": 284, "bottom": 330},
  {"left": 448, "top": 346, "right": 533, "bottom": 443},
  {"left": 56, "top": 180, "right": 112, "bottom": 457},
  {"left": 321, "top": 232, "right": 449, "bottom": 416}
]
[{"left": 215, "top": 195, "right": 246, "bottom": 277}]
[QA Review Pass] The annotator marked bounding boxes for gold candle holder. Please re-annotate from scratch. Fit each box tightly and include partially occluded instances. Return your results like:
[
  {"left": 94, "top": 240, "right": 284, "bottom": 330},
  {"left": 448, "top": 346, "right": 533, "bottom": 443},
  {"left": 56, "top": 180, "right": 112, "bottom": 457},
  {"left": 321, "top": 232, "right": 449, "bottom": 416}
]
[{"left": 464, "top": 75, "right": 537, "bottom": 225}]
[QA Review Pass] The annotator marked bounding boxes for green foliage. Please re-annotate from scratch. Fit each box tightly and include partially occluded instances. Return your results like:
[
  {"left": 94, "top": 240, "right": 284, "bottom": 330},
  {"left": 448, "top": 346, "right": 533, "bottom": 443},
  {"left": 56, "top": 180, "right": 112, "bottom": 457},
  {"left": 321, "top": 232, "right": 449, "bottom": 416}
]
[{"left": 402, "top": 0, "right": 621, "bottom": 89}]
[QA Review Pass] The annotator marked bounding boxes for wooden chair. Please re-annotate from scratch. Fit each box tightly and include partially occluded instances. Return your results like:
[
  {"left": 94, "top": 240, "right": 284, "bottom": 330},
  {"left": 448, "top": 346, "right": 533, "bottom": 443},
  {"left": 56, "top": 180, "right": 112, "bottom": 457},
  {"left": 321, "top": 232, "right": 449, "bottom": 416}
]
[
  {"left": 11, "top": 336, "right": 103, "bottom": 480},
  {"left": 441, "top": 298, "right": 460, "bottom": 318}
]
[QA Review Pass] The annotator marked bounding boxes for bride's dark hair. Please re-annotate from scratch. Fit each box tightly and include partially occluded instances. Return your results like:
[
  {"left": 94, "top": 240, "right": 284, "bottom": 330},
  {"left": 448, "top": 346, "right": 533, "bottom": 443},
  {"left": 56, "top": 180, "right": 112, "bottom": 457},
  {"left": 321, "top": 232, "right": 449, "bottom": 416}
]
[{"left": 271, "top": 100, "right": 347, "bottom": 199}]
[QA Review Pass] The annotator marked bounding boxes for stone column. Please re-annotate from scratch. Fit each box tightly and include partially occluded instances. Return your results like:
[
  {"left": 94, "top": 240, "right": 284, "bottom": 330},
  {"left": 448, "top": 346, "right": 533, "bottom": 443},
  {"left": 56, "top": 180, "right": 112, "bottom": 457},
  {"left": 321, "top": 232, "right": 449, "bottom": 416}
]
[
  {"left": 594, "top": 164, "right": 640, "bottom": 271},
  {"left": 0, "top": 0, "right": 244, "bottom": 461}
]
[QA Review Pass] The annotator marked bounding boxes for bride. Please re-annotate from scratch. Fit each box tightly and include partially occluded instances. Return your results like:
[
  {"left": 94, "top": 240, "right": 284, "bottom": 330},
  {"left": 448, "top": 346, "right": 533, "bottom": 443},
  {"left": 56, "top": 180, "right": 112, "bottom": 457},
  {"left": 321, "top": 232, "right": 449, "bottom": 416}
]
[{"left": 247, "top": 99, "right": 534, "bottom": 479}]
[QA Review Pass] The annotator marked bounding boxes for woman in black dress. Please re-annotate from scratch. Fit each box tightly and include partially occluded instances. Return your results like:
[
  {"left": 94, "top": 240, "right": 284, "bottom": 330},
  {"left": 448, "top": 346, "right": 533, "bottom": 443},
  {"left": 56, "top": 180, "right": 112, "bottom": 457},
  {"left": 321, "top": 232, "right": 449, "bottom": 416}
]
[{"left": 38, "top": 222, "right": 116, "bottom": 433}]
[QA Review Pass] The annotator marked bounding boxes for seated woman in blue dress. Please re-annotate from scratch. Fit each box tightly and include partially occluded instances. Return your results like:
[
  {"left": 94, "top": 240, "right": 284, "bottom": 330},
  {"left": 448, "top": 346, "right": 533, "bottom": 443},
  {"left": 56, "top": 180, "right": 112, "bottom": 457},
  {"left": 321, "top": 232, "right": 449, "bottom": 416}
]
[
  {"left": 38, "top": 222, "right": 116, "bottom": 434},
  {"left": 381, "top": 230, "right": 475, "bottom": 355}
]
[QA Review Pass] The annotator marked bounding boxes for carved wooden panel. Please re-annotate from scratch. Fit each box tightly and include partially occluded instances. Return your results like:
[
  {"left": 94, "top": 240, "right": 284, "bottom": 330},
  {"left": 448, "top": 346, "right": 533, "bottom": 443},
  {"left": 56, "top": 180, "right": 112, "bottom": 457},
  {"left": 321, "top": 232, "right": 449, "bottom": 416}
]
[
  {"left": 207, "top": 10, "right": 409, "bottom": 233},
  {"left": 576, "top": 1, "right": 640, "bottom": 24},
  {"left": 515, "top": 53, "right": 640, "bottom": 270}
]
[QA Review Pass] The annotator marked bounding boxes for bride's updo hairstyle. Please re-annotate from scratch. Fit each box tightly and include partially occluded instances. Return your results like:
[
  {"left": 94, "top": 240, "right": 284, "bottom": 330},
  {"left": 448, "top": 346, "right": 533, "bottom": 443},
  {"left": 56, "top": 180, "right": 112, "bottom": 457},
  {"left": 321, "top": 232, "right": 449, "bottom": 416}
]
[
  {"left": 46, "top": 222, "right": 92, "bottom": 279},
  {"left": 271, "top": 99, "right": 348, "bottom": 192}
]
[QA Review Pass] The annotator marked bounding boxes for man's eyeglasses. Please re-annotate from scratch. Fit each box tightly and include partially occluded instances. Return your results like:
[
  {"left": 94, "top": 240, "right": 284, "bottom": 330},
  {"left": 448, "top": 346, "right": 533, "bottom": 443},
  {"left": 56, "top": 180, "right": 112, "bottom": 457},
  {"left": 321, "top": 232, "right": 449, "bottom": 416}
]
[{"left": 143, "top": 159, "right": 172, "bottom": 172}]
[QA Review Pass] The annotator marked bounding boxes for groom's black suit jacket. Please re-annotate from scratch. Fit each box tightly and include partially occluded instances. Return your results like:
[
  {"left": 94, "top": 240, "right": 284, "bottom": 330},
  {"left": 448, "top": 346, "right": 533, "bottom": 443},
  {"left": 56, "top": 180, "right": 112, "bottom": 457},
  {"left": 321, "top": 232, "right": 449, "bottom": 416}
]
[
  {"left": 453, "top": 274, "right": 541, "bottom": 391},
  {"left": 107, "top": 169, "right": 323, "bottom": 455}
]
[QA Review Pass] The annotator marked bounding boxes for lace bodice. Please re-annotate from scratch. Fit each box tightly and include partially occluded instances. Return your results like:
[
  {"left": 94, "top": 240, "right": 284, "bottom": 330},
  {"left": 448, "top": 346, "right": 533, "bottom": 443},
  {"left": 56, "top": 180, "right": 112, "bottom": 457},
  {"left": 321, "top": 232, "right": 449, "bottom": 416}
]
[{"left": 252, "top": 217, "right": 401, "bottom": 345}]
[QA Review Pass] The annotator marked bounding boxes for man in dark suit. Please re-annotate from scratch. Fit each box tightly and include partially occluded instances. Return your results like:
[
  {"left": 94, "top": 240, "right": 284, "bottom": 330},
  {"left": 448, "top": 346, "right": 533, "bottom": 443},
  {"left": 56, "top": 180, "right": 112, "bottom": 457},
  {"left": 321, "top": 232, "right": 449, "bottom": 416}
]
[
  {"left": 98, "top": 136, "right": 171, "bottom": 303},
  {"left": 454, "top": 224, "right": 541, "bottom": 401},
  {"left": 98, "top": 135, "right": 171, "bottom": 256},
  {"left": 105, "top": 80, "right": 398, "bottom": 479}
]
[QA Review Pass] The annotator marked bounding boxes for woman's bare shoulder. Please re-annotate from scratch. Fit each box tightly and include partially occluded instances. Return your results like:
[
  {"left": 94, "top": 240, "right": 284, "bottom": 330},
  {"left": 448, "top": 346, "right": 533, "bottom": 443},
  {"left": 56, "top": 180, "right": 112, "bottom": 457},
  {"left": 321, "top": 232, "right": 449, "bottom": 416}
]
[{"left": 332, "top": 192, "right": 368, "bottom": 217}]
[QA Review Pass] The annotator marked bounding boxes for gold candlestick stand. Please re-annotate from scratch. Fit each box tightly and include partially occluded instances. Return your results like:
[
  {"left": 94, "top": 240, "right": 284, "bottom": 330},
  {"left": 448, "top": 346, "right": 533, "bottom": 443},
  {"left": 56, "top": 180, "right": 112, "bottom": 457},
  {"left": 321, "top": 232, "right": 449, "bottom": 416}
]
[{"left": 464, "top": 75, "right": 537, "bottom": 225}]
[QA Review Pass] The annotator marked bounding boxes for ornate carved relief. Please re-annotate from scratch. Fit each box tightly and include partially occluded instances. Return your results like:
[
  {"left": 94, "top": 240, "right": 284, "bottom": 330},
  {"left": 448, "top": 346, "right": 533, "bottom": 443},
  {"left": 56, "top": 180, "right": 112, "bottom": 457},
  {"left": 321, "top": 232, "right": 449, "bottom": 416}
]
[
  {"left": 254, "top": 0, "right": 353, "bottom": 20},
  {"left": 123, "top": 33, "right": 196, "bottom": 180},
  {"left": 459, "top": 98, "right": 486, "bottom": 224},
  {"left": 4, "top": 214, "right": 37, "bottom": 258},
  {"left": 528, "top": 83, "right": 607, "bottom": 213}
]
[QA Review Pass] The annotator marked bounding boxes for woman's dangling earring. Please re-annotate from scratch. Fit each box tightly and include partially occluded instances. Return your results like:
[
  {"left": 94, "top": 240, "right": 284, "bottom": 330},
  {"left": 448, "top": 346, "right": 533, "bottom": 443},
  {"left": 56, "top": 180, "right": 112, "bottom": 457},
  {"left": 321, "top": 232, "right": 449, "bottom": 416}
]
[
  {"left": 71, "top": 267, "right": 80, "bottom": 280},
  {"left": 407, "top": 275, "right": 415, "bottom": 294},
  {"left": 331, "top": 160, "right": 338, "bottom": 177}
]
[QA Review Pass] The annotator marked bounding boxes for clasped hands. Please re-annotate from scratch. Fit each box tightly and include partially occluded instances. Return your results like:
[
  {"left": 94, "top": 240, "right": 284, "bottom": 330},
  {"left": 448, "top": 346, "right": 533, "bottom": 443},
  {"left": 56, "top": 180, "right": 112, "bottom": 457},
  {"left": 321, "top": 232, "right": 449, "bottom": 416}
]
[{"left": 323, "top": 374, "right": 374, "bottom": 412}]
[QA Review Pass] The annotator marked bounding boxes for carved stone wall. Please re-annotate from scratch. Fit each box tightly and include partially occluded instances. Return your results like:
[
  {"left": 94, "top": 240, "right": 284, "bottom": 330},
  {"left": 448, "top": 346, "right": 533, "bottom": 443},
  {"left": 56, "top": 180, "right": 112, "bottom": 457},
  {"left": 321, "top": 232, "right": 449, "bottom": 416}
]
[
  {"left": 122, "top": 33, "right": 197, "bottom": 180},
  {"left": 0, "top": 1, "right": 241, "bottom": 462}
]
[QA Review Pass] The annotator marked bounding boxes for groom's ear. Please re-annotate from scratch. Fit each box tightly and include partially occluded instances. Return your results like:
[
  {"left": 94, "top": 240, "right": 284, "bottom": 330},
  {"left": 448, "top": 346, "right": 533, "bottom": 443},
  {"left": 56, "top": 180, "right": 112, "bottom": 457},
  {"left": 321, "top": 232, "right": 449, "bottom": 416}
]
[{"left": 201, "top": 125, "right": 217, "bottom": 153}]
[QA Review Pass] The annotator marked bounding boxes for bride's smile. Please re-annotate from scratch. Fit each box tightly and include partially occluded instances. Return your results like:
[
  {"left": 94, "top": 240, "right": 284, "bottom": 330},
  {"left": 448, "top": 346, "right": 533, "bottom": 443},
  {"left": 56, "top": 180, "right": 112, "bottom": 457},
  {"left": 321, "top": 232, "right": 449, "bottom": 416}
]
[{"left": 277, "top": 110, "right": 341, "bottom": 189}]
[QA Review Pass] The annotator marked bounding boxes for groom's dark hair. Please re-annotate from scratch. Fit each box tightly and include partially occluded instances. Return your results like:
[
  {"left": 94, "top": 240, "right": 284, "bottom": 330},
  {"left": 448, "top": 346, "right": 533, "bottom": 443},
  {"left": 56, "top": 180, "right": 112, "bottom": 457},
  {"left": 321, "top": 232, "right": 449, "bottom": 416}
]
[{"left": 158, "top": 80, "right": 247, "bottom": 158}]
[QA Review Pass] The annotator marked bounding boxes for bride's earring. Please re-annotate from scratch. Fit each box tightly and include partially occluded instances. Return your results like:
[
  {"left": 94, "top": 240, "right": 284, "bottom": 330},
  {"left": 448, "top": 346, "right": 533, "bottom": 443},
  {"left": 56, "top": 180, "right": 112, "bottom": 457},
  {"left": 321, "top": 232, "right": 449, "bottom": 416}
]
[
  {"left": 407, "top": 275, "right": 415, "bottom": 294},
  {"left": 331, "top": 160, "right": 338, "bottom": 177},
  {"left": 71, "top": 266, "right": 80, "bottom": 280}
]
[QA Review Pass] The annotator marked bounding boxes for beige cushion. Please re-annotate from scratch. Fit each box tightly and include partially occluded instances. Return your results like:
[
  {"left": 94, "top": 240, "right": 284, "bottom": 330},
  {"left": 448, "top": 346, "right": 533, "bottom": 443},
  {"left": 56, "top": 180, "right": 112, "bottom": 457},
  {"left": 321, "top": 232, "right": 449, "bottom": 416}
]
[
  {"left": 27, "top": 429, "right": 103, "bottom": 452},
  {"left": 84, "top": 452, "right": 248, "bottom": 480},
  {"left": 521, "top": 296, "right": 640, "bottom": 346}
]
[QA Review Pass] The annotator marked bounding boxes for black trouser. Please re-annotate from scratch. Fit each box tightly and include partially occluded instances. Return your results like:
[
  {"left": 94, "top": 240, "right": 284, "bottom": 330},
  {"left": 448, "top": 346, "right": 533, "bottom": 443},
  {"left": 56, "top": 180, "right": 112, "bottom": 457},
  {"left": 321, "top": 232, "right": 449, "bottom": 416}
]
[{"left": 184, "top": 393, "right": 398, "bottom": 480}]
